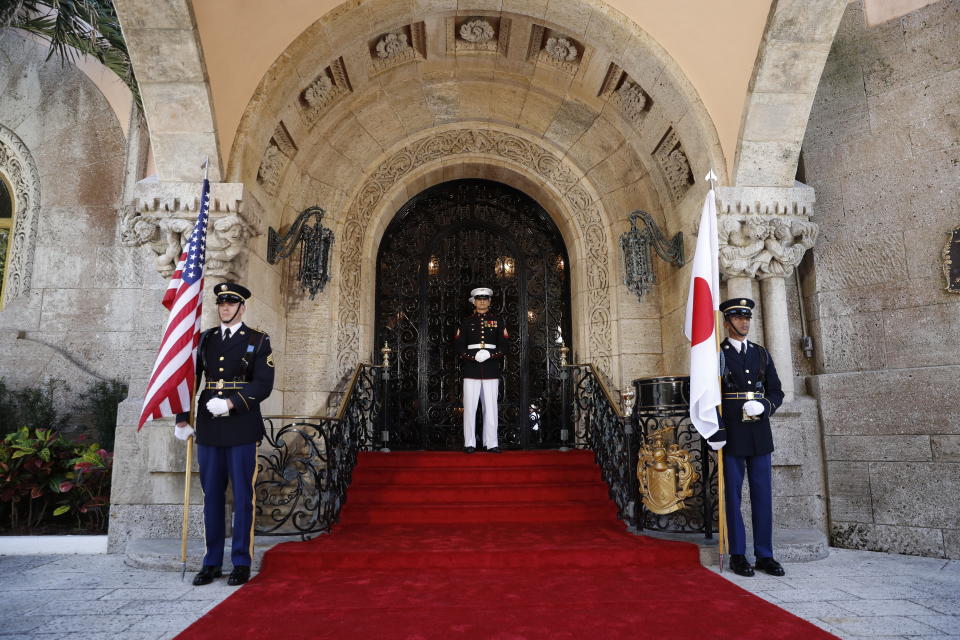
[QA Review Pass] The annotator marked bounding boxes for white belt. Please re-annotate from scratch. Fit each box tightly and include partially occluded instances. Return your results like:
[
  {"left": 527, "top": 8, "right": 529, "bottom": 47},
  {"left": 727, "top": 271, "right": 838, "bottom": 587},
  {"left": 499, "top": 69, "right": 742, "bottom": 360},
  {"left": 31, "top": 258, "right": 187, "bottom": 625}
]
[{"left": 467, "top": 343, "right": 496, "bottom": 349}]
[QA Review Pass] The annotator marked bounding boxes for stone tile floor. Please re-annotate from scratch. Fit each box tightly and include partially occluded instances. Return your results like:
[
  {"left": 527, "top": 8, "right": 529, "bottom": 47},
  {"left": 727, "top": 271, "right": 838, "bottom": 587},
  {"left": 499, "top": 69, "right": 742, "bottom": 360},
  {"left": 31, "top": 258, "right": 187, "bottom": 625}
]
[{"left": 0, "top": 548, "right": 956, "bottom": 639}]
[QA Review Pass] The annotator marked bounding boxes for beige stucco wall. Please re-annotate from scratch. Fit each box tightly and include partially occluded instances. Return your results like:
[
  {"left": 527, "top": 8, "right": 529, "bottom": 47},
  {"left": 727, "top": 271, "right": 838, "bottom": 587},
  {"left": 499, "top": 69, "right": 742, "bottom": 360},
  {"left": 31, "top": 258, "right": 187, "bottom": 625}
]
[{"left": 802, "top": 0, "right": 960, "bottom": 558}]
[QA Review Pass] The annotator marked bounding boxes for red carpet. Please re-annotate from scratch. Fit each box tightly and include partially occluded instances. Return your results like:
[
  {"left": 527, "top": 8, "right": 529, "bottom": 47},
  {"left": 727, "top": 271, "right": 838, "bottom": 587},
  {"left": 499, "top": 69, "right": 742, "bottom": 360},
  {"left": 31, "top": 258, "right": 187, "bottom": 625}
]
[{"left": 175, "top": 450, "right": 836, "bottom": 639}]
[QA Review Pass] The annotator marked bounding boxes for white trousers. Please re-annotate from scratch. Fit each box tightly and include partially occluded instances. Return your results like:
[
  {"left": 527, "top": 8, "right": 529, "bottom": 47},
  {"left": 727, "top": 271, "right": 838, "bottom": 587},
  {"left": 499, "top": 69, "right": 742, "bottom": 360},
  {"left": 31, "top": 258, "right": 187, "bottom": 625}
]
[{"left": 462, "top": 378, "right": 499, "bottom": 449}]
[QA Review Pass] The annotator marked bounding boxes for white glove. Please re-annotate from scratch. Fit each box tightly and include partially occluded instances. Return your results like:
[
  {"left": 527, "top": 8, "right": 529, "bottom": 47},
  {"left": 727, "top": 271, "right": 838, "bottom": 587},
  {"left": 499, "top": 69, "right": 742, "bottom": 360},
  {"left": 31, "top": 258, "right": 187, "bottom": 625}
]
[
  {"left": 743, "top": 400, "right": 764, "bottom": 417},
  {"left": 206, "top": 397, "right": 230, "bottom": 416},
  {"left": 174, "top": 424, "right": 195, "bottom": 440},
  {"left": 474, "top": 349, "right": 491, "bottom": 363}
]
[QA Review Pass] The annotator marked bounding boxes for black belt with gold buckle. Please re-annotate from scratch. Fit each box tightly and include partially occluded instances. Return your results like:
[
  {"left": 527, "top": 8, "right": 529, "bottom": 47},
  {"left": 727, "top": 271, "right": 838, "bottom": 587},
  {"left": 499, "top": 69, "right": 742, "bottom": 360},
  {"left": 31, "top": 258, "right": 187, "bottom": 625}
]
[
  {"left": 722, "top": 392, "right": 765, "bottom": 400},
  {"left": 205, "top": 379, "right": 246, "bottom": 391}
]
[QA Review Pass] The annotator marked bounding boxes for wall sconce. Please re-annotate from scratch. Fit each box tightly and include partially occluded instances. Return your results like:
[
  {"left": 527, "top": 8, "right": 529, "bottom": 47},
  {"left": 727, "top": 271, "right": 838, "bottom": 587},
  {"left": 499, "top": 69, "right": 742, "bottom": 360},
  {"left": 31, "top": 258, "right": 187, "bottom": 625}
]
[
  {"left": 495, "top": 256, "right": 515, "bottom": 279},
  {"left": 527, "top": 309, "right": 536, "bottom": 322},
  {"left": 267, "top": 206, "right": 335, "bottom": 299},
  {"left": 619, "top": 209, "right": 684, "bottom": 302},
  {"left": 427, "top": 255, "right": 439, "bottom": 277},
  {"left": 555, "top": 256, "right": 565, "bottom": 272}
]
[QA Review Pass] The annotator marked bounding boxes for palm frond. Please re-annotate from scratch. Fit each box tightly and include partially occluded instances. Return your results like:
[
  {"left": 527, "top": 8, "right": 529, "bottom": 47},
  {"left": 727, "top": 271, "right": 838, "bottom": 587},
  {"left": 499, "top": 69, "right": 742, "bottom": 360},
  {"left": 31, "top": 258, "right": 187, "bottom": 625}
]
[{"left": 2, "top": 0, "right": 141, "bottom": 114}]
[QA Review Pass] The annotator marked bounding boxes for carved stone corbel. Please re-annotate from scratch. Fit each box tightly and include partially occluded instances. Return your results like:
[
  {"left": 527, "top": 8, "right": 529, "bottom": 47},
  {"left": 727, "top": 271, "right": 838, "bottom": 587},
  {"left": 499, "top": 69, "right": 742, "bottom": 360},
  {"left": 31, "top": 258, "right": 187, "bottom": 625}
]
[
  {"left": 714, "top": 184, "right": 818, "bottom": 280},
  {"left": 120, "top": 180, "right": 261, "bottom": 281}
]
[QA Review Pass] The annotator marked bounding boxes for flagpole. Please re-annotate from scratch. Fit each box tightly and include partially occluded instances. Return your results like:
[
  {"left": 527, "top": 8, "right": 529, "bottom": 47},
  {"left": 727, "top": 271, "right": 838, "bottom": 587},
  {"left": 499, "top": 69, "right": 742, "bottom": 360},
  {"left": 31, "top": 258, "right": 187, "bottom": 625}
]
[
  {"left": 180, "top": 156, "right": 211, "bottom": 579},
  {"left": 705, "top": 168, "right": 729, "bottom": 572}
]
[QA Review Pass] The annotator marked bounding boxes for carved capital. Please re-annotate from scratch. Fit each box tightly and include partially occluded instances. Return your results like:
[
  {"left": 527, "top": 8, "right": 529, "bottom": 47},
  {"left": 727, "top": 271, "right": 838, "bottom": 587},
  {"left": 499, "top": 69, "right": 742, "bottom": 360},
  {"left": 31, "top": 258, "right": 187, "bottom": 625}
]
[
  {"left": 121, "top": 181, "right": 261, "bottom": 281},
  {"left": 714, "top": 184, "right": 818, "bottom": 280}
]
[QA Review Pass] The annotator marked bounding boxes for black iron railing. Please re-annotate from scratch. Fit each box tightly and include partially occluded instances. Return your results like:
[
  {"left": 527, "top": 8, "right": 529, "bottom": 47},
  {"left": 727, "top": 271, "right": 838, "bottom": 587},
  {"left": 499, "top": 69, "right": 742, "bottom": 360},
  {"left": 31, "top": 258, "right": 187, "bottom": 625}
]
[
  {"left": 254, "top": 363, "right": 383, "bottom": 538},
  {"left": 563, "top": 364, "right": 640, "bottom": 531},
  {"left": 632, "top": 376, "right": 716, "bottom": 537}
]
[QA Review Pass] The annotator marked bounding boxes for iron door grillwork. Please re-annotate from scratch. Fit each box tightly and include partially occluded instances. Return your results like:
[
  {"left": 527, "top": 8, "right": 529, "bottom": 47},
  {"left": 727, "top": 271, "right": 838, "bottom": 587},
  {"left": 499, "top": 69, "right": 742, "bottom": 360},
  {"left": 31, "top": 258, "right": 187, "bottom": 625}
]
[
  {"left": 632, "top": 376, "right": 717, "bottom": 536},
  {"left": 375, "top": 179, "right": 572, "bottom": 450}
]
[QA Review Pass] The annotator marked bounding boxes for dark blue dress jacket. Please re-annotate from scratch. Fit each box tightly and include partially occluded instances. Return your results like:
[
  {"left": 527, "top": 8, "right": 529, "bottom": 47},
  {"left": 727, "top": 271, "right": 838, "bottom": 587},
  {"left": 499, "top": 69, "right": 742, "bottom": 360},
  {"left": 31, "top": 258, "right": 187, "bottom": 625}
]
[
  {"left": 719, "top": 338, "right": 784, "bottom": 457},
  {"left": 176, "top": 323, "right": 274, "bottom": 447}
]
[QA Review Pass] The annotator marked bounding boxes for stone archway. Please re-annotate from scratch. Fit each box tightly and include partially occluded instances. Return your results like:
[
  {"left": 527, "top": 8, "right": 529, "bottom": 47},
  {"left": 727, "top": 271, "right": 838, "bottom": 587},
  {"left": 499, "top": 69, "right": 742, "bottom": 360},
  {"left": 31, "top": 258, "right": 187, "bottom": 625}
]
[{"left": 332, "top": 127, "right": 618, "bottom": 381}]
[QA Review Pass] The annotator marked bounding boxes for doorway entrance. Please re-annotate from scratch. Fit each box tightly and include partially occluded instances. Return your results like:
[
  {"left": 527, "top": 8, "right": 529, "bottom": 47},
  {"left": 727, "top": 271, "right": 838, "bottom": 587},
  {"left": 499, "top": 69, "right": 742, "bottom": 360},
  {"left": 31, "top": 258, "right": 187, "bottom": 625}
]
[{"left": 375, "top": 179, "right": 572, "bottom": 450}]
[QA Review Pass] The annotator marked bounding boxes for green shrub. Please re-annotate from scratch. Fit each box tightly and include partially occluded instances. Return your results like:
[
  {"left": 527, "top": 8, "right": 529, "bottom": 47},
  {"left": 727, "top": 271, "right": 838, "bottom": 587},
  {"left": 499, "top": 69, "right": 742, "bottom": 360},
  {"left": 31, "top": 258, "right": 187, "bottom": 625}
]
[
  {"left": 12, "top": 379, "right": 67, "bottom": 431},
  {"left": 77, "top": 380, "right": 128, "bottom": 451},
  {"left": 0, "top": 427, "right": 112, "bottom": 533},
  {"left": 0, "top": 379, "right": 16, "bottom": 435}
]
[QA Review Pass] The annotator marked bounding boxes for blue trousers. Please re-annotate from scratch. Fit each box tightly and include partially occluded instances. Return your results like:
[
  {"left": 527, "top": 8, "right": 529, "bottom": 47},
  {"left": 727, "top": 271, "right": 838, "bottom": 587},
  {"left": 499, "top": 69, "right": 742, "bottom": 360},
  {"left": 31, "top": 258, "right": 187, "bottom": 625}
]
[
  {"left": 723, "top": 452, "right": 773, "bottom": 559},
  {"left": 197, "top": 442, "right": 257, "bottom": 568}
]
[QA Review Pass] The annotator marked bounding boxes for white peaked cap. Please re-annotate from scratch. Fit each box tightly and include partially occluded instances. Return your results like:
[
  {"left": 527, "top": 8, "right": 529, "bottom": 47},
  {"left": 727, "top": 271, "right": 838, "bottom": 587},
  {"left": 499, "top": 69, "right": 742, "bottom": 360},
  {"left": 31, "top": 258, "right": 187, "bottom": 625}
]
[{"left": 469, "top": 287, "right": 493, "bottom": 303}]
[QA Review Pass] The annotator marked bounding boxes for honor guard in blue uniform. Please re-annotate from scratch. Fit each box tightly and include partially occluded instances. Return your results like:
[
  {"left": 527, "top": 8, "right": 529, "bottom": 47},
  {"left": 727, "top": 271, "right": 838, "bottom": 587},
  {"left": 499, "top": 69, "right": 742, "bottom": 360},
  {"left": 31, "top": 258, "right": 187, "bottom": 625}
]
[
  {"left": 717, "top": 297, "right": 786, "bottom": 577},
  {"left": 174, "top": 282, "right": 275, "bottom": 586},
  {"left": 454, "top": 287, "right": 509, "bottom": 453}
]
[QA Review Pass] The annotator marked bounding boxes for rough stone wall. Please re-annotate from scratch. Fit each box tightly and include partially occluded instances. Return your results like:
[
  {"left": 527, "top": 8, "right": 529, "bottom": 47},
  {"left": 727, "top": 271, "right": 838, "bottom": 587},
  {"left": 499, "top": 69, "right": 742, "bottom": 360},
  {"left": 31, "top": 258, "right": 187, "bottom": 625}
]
[
  {"left": 0, "top": 32, "right": 148, "bottom": 420},
  {"left": 802, "top": 0, "right": 960, "bottom": 558}
]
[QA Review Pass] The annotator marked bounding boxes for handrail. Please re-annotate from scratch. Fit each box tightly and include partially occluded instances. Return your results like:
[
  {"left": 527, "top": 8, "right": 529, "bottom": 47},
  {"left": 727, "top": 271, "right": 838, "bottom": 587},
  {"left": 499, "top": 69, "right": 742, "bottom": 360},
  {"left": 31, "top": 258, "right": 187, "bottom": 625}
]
[
  {"left": 254, "top": 362, "right": 384, "bottom": 538},
  {"left": 562, "top": 363, "right": 639, "bottom": 531},
  {"left": 566, "top": 363, "right": 624, "bottom": 418}
]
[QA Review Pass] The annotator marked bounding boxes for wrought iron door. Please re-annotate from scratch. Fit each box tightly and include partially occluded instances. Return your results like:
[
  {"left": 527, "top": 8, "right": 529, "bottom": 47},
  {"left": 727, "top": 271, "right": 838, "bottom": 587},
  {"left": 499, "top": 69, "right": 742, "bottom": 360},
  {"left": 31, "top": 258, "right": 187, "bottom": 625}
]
[{"left": 375, "top": 180, "right": 572, "bottom": 450}]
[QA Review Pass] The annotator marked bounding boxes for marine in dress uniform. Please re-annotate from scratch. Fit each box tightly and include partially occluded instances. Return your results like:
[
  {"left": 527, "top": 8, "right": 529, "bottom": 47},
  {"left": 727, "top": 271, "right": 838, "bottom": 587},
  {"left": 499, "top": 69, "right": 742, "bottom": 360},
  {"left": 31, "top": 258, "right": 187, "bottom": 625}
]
[
  {"left": 174, "top": 282, "right": 275, "bottom": 586},
  {"left": 453, "top": 287, "right": 509, "bottom": 453},
  {"left": 716, "top": 297, "right": 786, "bottom": 577}
]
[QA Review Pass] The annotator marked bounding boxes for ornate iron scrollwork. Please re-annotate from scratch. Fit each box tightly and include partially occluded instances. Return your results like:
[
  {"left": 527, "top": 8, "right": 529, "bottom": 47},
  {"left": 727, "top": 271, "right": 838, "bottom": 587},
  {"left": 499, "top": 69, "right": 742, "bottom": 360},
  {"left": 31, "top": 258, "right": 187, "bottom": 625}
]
[
  {"left": 255, "top": 364, "right": 382, "bottom": 538},
  {"left": 620, "top": 210, "right": 684, "bottom": 301},
  {"left": 565, "top": 363, "right": 639, "bottom": 531},
  {"left": 267, "top": 206, "right": 335, "bottom": 299},
  {"left": 633, "top": 376, "right": 716, "bottom": 535},
  {"left": 375, "top": 179, "right": 572, "bottom": 450}
]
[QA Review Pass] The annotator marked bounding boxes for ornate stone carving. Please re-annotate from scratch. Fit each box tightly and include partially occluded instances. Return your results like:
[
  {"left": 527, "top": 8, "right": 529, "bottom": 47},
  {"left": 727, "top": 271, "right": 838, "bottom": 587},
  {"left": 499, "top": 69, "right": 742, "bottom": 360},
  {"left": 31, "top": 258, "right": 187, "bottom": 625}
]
[
  {"left": 447, "top": 16, "right": 510, "bottom": 55},
  {"left": 544, "top": 37, "right": 578, "bottom": 63},
  {"left": 714, "top": 184, "right": 819, "bottom": 280},
  {"left": 300, "top": 58, "right": 351, "bottom": 125},
  {"left": 599, "top": 64, "right": 651, "bottom": 127},
  {"left": 120, "top": 181, "right": 260, "bottom": 281},
  {"left": 369, "top": 23, "right": 426, "bottom": 75},
  {"left": 460, "top": 19, "right": 494, "bottom": 43},
  {"left": 0, "top": 124, "right": 41, "bottom": 304},
  {"left": 376, "top": 32, "right": 410, "bottom": 59},
  {"left": 943, "top": 226, "right": 960, "bottom": 293},
  {"left": 528, "top": 25, "right": 584, "bottom": 75},
  {"left": 335, "top": 128, "right": 613, "bottom": 379},
  {"left": 256, "top": 122, "right": 298, "bottom": 196},
  {"left": 653, "top": 128, "right": 694, "bottom": 205},
  {"left": 717, "top": 217, "right": 817, "bottom": 279}
]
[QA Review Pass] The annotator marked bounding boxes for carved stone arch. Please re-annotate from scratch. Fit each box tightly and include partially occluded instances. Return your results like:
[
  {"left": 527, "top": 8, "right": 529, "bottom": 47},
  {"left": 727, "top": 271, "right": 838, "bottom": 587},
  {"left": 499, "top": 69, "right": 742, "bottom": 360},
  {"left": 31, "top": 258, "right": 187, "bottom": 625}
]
[
  {"left": 733, "top": 0, "right": 848, "bottom": 186},
  {"left": 333, "top": 127, "right": 619, "bottom": 381},
  {"left": 0, "top": 124, "right": 42, "bottom": 304}
]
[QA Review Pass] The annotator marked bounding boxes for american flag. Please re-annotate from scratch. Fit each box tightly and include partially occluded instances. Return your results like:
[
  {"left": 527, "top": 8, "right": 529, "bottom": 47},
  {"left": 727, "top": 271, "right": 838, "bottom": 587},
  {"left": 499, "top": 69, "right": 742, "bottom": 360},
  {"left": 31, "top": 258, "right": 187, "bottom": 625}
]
[{"left": 138, "top": 179, "right": 211, "bottom": 430}]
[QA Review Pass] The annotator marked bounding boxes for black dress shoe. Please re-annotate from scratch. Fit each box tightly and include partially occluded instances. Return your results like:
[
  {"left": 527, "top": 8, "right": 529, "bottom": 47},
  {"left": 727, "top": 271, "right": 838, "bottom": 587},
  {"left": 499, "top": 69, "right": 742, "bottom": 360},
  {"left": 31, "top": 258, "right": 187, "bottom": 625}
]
[
  {"left": 227, "top": 565, "right": 251, "bottom": 586},
  {"left": 192, "top": 566, "right": 222, "bottom": 586},
  {"left": 464, "top": 446, "right": 476, "bottom": 453},
  {"left": 729, "top": 554, "right": 755, "bottom": 577},
  {"left": 755, "top": 557, "right": 785, "bottom": 576},
  {"left": 486, "top": 447, "right": 501, "bottom": 453}
]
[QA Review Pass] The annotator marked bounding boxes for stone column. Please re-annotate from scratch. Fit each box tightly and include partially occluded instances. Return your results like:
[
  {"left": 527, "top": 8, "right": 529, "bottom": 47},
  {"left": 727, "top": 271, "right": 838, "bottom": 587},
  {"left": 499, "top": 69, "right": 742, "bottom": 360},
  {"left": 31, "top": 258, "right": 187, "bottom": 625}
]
[
  {"left": 715, "top": 184, "right": 819, "bottom": 402},
  {"left": 760, "top": 275, "right": 794, "bottom": 401},
  {"left": 725, "top": 276, "right": 753, "bottom": 301}
]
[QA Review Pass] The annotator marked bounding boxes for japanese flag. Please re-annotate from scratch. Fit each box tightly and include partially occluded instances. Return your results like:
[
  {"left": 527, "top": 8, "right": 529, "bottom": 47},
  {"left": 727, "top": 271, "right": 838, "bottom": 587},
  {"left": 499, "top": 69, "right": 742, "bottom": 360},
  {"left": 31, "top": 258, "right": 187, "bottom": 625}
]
[{"left": 684, "top": 183, "right": 723, "bottom": 449}]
